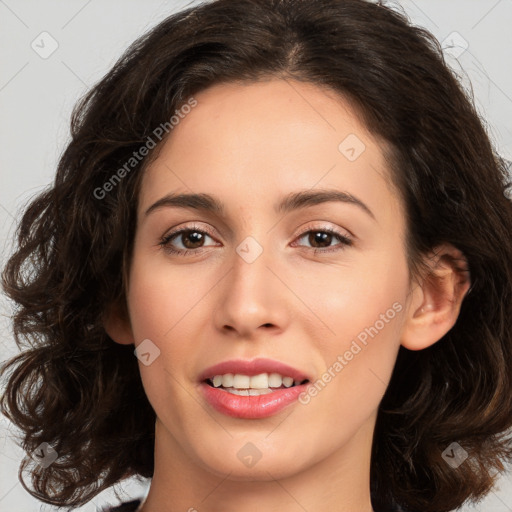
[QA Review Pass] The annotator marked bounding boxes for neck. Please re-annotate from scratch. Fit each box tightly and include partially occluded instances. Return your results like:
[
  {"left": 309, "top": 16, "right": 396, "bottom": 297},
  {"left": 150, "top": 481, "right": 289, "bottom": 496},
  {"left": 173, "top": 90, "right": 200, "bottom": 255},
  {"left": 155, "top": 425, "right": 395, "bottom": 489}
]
[{"left": 140, "top": 414, "right": 376, "bottom": 512}]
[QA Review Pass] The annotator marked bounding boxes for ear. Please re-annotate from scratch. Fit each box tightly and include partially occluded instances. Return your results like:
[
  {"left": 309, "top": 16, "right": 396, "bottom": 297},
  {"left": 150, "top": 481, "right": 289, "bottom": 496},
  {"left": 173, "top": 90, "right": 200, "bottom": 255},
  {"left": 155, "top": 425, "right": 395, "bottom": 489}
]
[
  {"left": 401, "top": 243, "right": 471, "bottom": 351},
  {"left": 102, "top": 299, "right": 135, "bottom": 345}
]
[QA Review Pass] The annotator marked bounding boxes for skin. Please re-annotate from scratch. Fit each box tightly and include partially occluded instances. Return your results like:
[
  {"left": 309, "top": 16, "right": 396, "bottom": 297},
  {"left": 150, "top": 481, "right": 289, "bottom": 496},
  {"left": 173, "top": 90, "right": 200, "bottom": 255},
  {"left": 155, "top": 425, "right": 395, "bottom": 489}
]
[{"left": 105, "top": 79, "right": 471, "bottom": 512}]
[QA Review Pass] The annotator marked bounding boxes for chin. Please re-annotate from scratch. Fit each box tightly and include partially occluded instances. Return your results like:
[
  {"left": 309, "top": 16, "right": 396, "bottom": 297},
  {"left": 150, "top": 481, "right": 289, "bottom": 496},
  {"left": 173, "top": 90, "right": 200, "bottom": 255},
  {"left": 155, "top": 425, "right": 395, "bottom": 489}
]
[
  {"left": 204, "top": 456, "right": 304, "bottom": 482},
  {"left": 190, "top": 440, "right": 308, "bottom": 481}
]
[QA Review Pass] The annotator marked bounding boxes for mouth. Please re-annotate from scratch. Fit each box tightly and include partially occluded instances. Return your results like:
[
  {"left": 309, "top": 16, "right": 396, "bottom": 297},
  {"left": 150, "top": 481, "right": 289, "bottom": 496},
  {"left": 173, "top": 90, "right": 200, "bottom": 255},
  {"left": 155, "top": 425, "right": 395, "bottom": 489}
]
[
  {"left": 198, "top": 358, "right": 313, "bottom": 419},
  {"left": 204, "top": 373, "right": 310, "bottom": 396}
]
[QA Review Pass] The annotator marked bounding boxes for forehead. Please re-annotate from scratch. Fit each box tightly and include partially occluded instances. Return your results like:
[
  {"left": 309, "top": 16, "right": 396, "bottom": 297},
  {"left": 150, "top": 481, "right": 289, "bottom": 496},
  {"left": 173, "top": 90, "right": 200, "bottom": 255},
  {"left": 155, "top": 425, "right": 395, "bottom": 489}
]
[
  {"left": 165, "top": 79, "right": 376, "bottom": 159},
  {"left": 138, "top": 79, "right": 400, "bottom": 225}
]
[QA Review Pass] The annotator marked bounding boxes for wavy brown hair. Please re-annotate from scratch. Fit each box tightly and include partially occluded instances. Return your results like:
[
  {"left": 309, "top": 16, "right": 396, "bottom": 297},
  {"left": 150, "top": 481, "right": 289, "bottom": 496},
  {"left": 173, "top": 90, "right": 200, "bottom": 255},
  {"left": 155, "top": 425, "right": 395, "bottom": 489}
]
[{"left": 2, "top": 0, "right": 512, "bottom": 510}]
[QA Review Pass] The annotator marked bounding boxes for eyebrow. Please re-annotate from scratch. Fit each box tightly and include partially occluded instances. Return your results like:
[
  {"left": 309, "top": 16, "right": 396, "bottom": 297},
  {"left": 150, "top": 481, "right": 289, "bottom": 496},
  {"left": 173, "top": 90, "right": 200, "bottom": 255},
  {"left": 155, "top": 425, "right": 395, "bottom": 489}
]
[{"left": 144, "top": 188, "right": 375, "bottom": 220}]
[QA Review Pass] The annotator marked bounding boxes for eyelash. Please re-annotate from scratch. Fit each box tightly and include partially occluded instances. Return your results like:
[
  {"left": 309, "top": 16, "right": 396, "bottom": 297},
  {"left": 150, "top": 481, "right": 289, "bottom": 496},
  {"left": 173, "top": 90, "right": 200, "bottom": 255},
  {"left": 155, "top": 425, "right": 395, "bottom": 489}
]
[{"left": 159, "top": 223, "right": 353, "bottom": 256}]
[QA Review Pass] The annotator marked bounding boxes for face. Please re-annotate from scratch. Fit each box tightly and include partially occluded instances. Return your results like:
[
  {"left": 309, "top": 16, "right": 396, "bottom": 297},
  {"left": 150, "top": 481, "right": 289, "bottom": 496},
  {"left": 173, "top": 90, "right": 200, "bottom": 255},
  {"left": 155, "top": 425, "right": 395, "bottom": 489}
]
[{"left": 119, "top": 79, "right": 414, "bottom": 480}]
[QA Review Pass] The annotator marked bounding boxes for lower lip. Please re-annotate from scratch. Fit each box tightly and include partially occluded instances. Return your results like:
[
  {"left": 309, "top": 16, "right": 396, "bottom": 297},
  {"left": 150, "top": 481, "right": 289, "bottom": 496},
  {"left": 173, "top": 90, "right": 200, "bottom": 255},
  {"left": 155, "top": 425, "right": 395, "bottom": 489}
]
[{"left": 200, "top": 382, "right": 309, "bottom": 419}]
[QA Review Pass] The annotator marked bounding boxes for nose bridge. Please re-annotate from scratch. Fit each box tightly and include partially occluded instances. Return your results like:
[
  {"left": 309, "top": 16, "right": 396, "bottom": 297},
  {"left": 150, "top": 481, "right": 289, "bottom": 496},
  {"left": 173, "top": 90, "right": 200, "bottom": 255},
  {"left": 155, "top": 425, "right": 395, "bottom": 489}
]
[
  {"left": 231, "top": 233, "right": 274, "bottom": 309},
  {"left": 214, "top": 232, "right": 288, "bottom": 336}
]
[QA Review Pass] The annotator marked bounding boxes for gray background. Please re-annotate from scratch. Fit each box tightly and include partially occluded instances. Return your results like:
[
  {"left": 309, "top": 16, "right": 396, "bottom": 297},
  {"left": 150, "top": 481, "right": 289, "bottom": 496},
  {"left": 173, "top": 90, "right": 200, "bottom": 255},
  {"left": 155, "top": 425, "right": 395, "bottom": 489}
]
[{"left": 1, "top": 0, "right": 511, "bottom": 510}]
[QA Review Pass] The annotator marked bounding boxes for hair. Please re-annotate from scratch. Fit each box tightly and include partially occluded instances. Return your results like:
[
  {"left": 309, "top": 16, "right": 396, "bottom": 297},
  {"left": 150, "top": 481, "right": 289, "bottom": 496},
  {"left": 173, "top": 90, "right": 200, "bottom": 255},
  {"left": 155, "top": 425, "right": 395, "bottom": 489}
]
[{"left": 1, "top": 0, "right": 512, "bottom": 510}]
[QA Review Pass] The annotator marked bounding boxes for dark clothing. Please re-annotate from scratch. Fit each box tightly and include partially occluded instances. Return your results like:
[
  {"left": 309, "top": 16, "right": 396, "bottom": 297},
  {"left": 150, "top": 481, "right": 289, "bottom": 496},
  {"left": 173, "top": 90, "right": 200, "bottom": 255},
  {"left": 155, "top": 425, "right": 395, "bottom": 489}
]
[{"left": 101, "top": 499, "right": 142, "bottom": 512}]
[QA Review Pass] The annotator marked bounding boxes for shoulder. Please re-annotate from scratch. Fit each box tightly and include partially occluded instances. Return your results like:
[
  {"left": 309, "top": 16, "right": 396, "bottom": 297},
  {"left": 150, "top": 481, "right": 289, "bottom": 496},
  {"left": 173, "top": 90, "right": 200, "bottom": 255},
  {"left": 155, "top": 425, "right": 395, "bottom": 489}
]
[{"left": 100, "top": 499, "right": 142, "bottom": 512}]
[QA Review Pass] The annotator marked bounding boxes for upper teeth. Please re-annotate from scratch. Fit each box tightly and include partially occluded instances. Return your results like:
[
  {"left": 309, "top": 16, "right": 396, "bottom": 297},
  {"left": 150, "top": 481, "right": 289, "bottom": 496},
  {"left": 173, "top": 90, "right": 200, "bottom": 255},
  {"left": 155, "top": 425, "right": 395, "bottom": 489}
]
[{"left": 210, "top": 373, "right": 302, "bottom": 389}]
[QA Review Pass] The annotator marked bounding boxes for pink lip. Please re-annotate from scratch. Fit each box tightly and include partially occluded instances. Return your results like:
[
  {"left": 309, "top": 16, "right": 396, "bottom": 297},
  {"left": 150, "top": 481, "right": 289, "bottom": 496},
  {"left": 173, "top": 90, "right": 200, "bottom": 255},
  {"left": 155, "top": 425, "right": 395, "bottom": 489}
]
[
  {"left": 198, "top": 358, "right": 313, "bottom": 419},
  {"left": 200, "top": 382, "right": 310, "bottom": 419}
]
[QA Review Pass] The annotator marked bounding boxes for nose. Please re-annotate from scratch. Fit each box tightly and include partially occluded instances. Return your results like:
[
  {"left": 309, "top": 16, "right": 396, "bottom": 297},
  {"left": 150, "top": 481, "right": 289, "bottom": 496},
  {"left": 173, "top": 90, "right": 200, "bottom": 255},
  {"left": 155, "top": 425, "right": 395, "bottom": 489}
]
[{"left": 213, "top": 240, "right": 291, "bottom": 340}]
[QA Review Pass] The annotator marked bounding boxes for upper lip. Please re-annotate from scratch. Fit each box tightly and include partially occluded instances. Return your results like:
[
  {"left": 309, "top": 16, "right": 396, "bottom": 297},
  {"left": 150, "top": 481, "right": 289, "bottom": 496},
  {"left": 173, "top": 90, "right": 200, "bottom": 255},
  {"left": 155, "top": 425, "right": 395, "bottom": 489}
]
[{"left": 198, "top": 358, "right": 312, "bottom": 382}]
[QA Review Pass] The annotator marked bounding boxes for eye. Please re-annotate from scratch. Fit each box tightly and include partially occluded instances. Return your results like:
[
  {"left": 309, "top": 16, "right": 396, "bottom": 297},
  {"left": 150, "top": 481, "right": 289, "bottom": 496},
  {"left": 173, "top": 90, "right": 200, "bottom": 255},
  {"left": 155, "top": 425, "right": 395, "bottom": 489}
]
[
  {"left": 159, "top": 224, "right": 219, "bottom": 256},
  {"left": 291, "top": 227, "right": 353, "bottom": 254}
]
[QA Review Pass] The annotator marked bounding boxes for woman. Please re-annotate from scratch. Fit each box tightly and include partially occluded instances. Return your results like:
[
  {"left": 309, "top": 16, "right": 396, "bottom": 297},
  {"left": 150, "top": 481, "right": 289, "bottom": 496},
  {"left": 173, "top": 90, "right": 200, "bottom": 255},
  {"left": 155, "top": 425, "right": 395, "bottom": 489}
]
[{"left": 1, "top": 0, "right": 511, "bottom": 511}]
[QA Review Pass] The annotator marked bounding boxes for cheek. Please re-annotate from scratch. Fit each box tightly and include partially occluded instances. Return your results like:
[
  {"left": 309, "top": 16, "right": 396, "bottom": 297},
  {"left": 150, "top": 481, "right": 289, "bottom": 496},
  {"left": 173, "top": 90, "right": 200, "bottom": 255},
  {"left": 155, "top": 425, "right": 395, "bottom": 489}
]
[
  {"left": 298, "top": 248, "right": 408, "bottom": 406},
  {"left": 126, "top": 249, "right": 209, "bottom": 342},
  {"left": 125, "top": 254, "right": 201, "bottom": 429},
  {"left": 293, "top": 246, "right": 408, "bottom": 346}
]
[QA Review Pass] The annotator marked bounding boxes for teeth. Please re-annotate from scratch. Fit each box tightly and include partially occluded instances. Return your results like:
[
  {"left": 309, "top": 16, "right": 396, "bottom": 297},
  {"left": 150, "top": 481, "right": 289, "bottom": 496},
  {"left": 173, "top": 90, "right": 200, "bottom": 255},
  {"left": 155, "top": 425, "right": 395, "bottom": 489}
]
[
  {"left": 268, "top": 373, "right": 283, "bottom": 388},
  {"left": 226, "top": 388, "right": 274, "bottom": 396},
  {"left": 209, "top": 372, "right": 306, "bottom": 390},
  {"left": 232, "top": 374, "right": 250, "bottom": 388},
  {"left": 282, "top": 376, "right": 294, "bottom": 388},
  {"left": 249, "top": 373, "right": 268, "bottom": 389},
  {"left": 222, "top": 373, "right": 234, "bottom": 387}
]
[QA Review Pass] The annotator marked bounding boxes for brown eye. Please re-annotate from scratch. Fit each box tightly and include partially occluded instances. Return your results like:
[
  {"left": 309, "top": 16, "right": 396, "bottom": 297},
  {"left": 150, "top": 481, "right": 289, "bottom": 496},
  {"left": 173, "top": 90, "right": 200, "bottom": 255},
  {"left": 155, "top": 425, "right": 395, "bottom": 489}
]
[
  {"left": 169, "top": 230, "right": 207, "bottom": 249},
  {"left": 306, "top": 231, "right": 334, "bottom": 248},
  {"left": 159, "top": 225, "right": 219, "bottom": 255},
  {"left": 293, "top": 228, "right": 353, "bottom": 253}
]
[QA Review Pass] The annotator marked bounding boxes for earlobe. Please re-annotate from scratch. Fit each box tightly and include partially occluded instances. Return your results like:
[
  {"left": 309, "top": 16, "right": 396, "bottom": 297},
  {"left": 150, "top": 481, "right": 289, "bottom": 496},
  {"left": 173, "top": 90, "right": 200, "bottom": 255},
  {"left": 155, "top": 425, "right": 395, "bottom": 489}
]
[
  {"left": 401, "top": 243, "right": 471, "bottom": 351},
  {"left": 102, "top": 300, "right": 135, "bottom": 345}
]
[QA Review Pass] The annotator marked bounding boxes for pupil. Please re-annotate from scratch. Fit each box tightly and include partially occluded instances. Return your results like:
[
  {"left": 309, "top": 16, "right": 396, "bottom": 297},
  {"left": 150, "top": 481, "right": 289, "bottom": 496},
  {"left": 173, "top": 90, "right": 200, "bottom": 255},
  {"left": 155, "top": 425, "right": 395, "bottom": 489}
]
[
  {"left": 311, "top": 231, "right": 331, "bottom": 248},
  {"left": 184, "top": 231, "right": 204, "bottom": 248}
]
